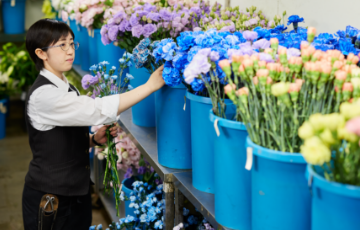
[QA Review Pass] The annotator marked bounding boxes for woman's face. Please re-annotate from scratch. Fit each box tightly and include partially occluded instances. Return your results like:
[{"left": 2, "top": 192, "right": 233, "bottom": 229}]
[{"left": 45, "top": 33, "right": 75, "bottom": 73}]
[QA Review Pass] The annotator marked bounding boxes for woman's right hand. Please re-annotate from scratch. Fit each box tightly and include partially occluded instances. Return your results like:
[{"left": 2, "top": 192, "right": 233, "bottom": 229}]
[{"left": 146, "top": 65, "right": 165, "bottom": 92}]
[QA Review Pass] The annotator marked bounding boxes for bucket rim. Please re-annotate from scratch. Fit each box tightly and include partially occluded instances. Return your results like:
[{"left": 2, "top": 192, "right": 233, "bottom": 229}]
[
  {"left": 185, "top": 90, "right": 232, "bottom": 104},
  {"left": 246, "top": 137, "right": 306, "bottom": 164},
  {"left": 209, "top": 110, "right": 246, "bottom": 130},
  {"left": 306, "top": 165, "right": 360, "bottom": 198},
  {"left": 121, "top": 178, "right": 135, "bottom": 194}
]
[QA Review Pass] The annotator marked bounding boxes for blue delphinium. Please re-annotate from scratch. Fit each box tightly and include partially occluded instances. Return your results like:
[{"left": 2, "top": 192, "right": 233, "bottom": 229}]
[{"left": 287, "top": 15, "right": 304, "bottom": 33}]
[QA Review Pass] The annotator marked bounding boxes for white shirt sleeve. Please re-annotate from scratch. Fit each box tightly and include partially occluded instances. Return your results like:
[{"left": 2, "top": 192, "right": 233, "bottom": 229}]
[{"left": 28, "top": 84, "right": 119, "bottom": 128}]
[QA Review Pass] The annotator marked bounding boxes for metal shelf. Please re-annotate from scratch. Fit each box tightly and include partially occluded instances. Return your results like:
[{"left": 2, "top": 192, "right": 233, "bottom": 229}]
[
  {"left": 173, "top": 172, "right": 221, "bottom": 230},
  {"left": 0, "top": 32, "right": 27, "bottom": 43}
]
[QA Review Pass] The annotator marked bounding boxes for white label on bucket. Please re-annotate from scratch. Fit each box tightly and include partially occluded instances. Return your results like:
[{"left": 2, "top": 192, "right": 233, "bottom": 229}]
[
  {"left": 183, "top": 96, "right": 186, "bottom": 111},
  {"left": 245, "top": 147, "right": 253, "bottom": 170},
  {"left": 119, "top": 183, "right": 123, "bottom": 193},
  {"left": 0, "top": 103, "right": 7, "bottom": 114},
  {"left": 214, "top": 119, "right": 220, "bottom": 137},
  {"left": 11, "top": 0, "right": 15, "bottom": 6}
]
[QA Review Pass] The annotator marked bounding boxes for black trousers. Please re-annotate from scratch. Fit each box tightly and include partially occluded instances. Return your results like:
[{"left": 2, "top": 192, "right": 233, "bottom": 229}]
[{"left": 22, "top": 184, "right": 92, "bottom": 230}]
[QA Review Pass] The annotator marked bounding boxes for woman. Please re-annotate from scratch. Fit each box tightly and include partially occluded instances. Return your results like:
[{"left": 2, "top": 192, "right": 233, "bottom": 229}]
[{"left": 22, "top": 18, "right": 164, "bottom": 230}]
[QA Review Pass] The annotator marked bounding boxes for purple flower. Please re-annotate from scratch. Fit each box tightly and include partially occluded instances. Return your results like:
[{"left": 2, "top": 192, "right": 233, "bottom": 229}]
[
  {"left": 143, "top": 3, "right": 156, "bottom": 12},
  {"left": 147, "top": 12, "right": 161, "bottom": 22},
  {"left": 136, "top": 10, "right": 148, "bottom": 17},
  {"left": 119, "top": 20, "right": 130, "bottom": 32},
  {"left": 159, "top": 9, "right": 172, "bottom": 21},
  {"left": 137, "top": 166, "right": 147, "bottom": 175},
  {"left": 108, "top": 25, "right": 119, "bottom": 41},
  {"left": 210, "top": 51, "right": 220, "bottom": 61},
  {"left": 81, "top": 74, "right": 93, "bottom": 90},
  {"left": 132, "top": 25, "right": 144, "bottom": 38},
  {"left": 193, "top": 27, "right": 202, "bottom": 32},
  {"left": 241, "top": 46, "right": 255, "bottom": 56},
  {"left": 287, "top": 48, "right": 301, "bottom": 59},
  {"left": 129, "top": 14, "right": 140, "bottom": 27},
  {"left": 227, "top": 49, "right": 243, "bottom": 59},
  {"left": 89, "top": 75, "right": 99, "bottom": 85},
  {"left": 100, "top": 25, "right": 109, "bottom": 36},
  {"left": 101, "top": 34, "right": 111, "bottom": 45},
  {"left": 107, "top": 18, "right": 116, "bottom": 26},
  {"left": 184, "top": 54, "right": 211, "bottom": 84},
  {"left": 259, "top": 53, "right": 274, "bottom": 63},
  {"left": 252, "top": 39, "right": 271, "bottom": 50},
  {"left": 242, "top": 31, "right": 258, "bottom": 41},
  {"left": 198, "top": 48, "right": 211, "bottom": 56},
  {"left": 143, "top": 24, "right": 157, "bottom": 37}
]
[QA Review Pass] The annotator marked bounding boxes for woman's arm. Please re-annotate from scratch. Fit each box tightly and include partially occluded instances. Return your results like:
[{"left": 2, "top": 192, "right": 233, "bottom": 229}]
[{"left": 31, "top": 65, "right": 164, "bottom": 127}]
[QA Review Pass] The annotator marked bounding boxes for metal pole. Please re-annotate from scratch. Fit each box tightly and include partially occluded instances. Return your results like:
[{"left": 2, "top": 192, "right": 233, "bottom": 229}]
[
  {"left": 163, "top": 182, "right": 175, "bottom": 230},
  {"left": 175, "top": 187, "right": 185, "bottom": 225}
]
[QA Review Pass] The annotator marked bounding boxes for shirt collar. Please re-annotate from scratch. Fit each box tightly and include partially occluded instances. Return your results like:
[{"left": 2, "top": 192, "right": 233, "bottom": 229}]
[{"left": 40, "top": 68, "right": 69, "bottom": 92}]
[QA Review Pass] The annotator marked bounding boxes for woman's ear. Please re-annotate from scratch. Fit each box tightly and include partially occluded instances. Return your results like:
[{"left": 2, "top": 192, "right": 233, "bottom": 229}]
[{"left": 35, "top": 48, "right": 47, "bottom": 61}]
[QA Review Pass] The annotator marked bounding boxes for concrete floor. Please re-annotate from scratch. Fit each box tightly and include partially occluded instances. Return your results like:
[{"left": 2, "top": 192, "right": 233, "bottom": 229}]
[{"left": 0, "top": 99, "right": 111, "bottom": 229}]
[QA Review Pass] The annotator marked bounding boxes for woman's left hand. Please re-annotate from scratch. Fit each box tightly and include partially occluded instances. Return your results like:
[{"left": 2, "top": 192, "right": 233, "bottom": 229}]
[{"left": 94, "top": 123, "right": 118, "bottom": 145}]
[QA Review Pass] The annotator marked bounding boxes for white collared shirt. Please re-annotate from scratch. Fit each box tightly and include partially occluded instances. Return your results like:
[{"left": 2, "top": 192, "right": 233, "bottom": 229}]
[{"left": 28, "top": 68, "right": 119, "bottom": 131}]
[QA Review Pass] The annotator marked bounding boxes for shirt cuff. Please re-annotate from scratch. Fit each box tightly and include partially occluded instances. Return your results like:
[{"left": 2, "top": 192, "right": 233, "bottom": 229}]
[{"left": 99, "top": 94, "right": 119, "bottom": 121}]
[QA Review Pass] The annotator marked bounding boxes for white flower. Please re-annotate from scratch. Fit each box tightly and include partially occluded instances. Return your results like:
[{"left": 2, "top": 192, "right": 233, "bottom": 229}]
[{"left": 97, "top": 153, "right": 105, "bottom": 160}]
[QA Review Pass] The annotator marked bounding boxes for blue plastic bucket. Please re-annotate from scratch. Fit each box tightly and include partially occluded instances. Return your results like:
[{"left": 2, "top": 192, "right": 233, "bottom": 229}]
[
  {"left": 209, "top": 111, "right": 250, "bottom": 230},
  {"left": 306, "top": 165, "right": 360, "bottom": 230},
  {"left": 186, "top": 92, "right": 235, "bottom": 194},
  {"left": 0, "top": 98, "right": 7, "bottom": 139},
  {"left": 1, "top": 0, "right": 26, "bottom": 34},
  {"left": 129, "top": 66, "right": 155, "bottom": 127},
  {"left": 155, "top": 84, "right": 191, "bottom": 169},
  {"left": 79, "top": 26, "right": 90, "bottom": 71},
  {"left": 122, "top": 178, "right": 136, "bottom": 216},
  {"left": 247, "top": 137, "right": 311, "bottom": 230},
  {"left": 96, "top": 32, "right": 129, "bottom": 83},
  {"left": 69, "top": 20, "right": 81, "bottom": 65},
  {"left": 88, "top": 29, "right": 99, "bottom": 66}
]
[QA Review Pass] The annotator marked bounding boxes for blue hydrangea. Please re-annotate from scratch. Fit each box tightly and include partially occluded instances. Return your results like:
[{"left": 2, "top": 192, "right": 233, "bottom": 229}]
[
  {"left": 154, "top": 220, "right": 163, "bottom": 229},
  {"left": 191, "top": 79, "right": 205, "bottom": 92}
]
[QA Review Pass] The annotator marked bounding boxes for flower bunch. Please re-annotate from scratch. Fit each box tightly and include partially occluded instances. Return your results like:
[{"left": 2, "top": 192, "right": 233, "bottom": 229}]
[
  {"left": 220, "top": 27, "right": 360, "bottom": 153},
  {"left": 299, "top": 99, "right": 360, "bottom": 186},
  {"left": 100, "top": 1, "right": 211, "bottom": 52},
  {"left": 92, "top": 124, "right": 142, "bottom": 172},
  {"left": 200, "top": 5, "right": 279, "bottom": 32},
  {"left": 114, "top": 182, "right": 165, "bottom": 229},
  {"left": 73, "top": 0, "right": 137, "bottom": 29},
  {"left": 81, "top": 56, "right": 132, "bottom": 216}
]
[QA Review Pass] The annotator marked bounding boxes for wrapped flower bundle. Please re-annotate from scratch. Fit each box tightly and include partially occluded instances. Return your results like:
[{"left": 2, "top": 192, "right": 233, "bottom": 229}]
[
  {"left": 81, "top": 54, "right": 132, "bottom": 216},
  {"left": 299, "top": 99, "right": 360, "bottom": 186},
  {"left": 219, "top": 27, "right": 360, "bottom": 153}
]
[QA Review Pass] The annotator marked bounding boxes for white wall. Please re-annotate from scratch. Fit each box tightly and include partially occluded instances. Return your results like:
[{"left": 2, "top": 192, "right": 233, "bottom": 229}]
[{"left": 230, "top": 0, "right": 360, "bottom": 34}]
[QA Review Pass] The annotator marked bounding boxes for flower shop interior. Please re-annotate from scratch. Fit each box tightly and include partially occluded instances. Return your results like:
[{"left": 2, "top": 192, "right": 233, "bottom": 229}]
[{"left": 1, "top": 0, "right": 360, "bottom": 229}]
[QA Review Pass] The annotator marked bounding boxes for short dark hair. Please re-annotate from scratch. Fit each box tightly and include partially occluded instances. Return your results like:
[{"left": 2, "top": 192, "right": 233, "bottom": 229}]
[{"left": 26, "top": 19, "right": 75, "bottom": 71}]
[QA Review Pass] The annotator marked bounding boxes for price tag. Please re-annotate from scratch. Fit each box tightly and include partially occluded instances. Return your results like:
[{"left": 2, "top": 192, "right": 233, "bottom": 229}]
[
  {"left": 11, "top": 0, "right": 15, "bottom": 6},
  {"left": 245, "top": 147, "right": 253, "bottom": 170},
  {"left": 183, "top": 96, "right": 186, "bottom": 111},
  {"left": 214, "top": 119, "right": 220, "bottom": 137}
]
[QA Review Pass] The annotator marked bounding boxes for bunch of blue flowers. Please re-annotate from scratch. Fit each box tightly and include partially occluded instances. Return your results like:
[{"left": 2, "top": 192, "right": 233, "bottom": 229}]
[
  {"left": 90, "top": 182, "right": 164, "bottom": 230},
  {"left": 81, "top": 53, "right": 134, "bottom": 217}
]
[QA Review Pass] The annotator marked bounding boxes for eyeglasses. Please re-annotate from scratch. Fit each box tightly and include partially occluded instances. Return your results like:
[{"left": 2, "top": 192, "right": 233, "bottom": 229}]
[{"left": 42, "top": 41, "right": 80, "bottom": 51}]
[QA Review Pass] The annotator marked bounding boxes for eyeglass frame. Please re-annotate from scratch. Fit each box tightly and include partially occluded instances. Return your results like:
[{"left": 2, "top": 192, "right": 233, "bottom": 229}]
[{"left": 41, "top": 41, "right": 80, "bottom": 51}]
